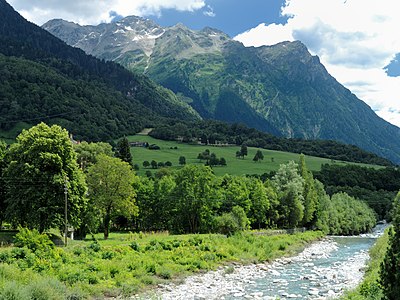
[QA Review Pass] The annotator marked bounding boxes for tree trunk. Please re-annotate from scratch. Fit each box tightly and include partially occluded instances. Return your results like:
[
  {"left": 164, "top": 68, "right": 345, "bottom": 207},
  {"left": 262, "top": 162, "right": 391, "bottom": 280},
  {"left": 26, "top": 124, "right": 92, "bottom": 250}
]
[{"left": 104, "top": 213, "right": 111, "bottom": 240}]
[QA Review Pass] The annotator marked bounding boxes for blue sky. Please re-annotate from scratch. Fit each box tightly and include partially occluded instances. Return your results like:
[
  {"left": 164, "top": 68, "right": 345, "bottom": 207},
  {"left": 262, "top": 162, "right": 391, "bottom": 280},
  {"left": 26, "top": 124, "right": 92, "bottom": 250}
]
[
  {"left": 146, "top": 0, "right": 287, "bottom": 37},
  {"left": 7, "top": 0, "right": 400, "bottom": 127}
]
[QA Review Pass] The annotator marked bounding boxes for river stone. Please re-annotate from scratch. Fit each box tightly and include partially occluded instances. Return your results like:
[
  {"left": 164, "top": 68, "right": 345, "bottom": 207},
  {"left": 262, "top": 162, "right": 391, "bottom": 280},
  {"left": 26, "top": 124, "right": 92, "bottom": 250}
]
[{"left": 308, "top": 289, "right": 320, "bottom": 295}]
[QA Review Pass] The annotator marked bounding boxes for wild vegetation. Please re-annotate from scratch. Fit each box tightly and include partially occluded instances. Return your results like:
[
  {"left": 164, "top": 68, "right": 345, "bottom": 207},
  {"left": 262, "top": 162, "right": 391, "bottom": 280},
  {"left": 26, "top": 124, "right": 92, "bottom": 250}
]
[{"left": 0, "top": 229, "right": 323, "bottom": 299}]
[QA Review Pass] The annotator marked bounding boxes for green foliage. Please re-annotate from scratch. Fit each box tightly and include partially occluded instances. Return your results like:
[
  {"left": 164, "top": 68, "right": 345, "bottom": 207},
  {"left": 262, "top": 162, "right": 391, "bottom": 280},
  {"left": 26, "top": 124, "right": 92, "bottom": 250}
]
[
  {"left": 272, "top": 161, "right": 305, "bottom": 228},
  {"left": 0, "top": 229, "right": 323, "bottom": 298},
  {"left": 326, "top": 193, "right": 376, "bottom": 235},
  {"left": 315, "top": 164, "right": 400, "bottom": 219},
  {"left": 14, "top": 227, "right": 54, "bottom": 253},
  {"left": 115, "top": 137, "right": 133, "bottom": 166},
  {"left": 86, "top": 154, "right": 138, "bottom": 239},
  {"left": 73, "top": 141, "right": 113, "bottom": 171},
  {"left": 178, "top": 156, "right": 186, "bottom": 166},
  {"left": 380, "top": 192, "right": 400, "bottom": 299},
  {"left": 3, "top": 123, "right": 87, "bottom": 232},
  {"left": 253, "top": 150, "right": 264, "bottom": 162}
]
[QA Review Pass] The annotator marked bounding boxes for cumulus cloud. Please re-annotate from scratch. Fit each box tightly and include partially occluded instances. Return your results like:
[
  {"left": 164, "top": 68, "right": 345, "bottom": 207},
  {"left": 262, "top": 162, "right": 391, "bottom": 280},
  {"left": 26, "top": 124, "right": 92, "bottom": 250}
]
[
  {"left": 234, "top": 0, "right": 400, "bottom": 127},
  {"left": 7, "top": 0, "right": 206, "bottom": 25}
]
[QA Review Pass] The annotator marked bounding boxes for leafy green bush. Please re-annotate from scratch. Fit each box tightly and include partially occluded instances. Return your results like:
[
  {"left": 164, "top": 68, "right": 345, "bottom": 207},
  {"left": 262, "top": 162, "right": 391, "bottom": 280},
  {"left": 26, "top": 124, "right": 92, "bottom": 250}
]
[
  {"left": 87, "top": 242, "right": 101, "bottom": 252},
  {"left": 14, "top": 227, "right": 54, "bottom": 253},
  {"left": 129, "top": 241, "right": 140, "bottom": 251}
]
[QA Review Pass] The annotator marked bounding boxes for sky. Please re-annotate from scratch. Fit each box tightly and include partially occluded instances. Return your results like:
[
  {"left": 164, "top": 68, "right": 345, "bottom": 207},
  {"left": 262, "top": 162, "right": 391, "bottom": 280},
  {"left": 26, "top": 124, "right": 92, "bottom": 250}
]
[{"left": 7, "top": 0, "right": 400, "bottom": 127}]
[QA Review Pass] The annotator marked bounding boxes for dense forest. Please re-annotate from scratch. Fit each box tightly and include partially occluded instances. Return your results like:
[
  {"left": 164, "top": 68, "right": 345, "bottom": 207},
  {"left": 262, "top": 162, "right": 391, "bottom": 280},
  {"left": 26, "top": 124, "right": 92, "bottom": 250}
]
[
  {"left": 150, "top": 120, "right": 394, "bottom": 166},
  {"left": 314, "top": 164, "right": 400, "bottom": 220}
]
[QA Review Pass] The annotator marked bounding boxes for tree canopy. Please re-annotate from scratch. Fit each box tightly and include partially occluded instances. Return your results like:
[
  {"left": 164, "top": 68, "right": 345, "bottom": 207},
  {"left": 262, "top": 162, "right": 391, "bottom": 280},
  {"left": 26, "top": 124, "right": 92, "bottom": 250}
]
[
  {"left": 3, "top": 123, "right": 87, "bottom": 232},
  {"left": 86, "top": 154, "right": 138, "bottom": 239}
]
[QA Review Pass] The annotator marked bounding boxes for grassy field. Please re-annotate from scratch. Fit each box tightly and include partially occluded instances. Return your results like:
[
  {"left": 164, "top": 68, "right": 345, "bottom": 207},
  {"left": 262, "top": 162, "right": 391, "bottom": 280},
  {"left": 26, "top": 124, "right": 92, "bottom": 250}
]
[
  {"left": 0, "top": 230, "right": 324, "bottom": 299},
  {"left": 126, "top": 135, "right": 380, "bottom": 177}
]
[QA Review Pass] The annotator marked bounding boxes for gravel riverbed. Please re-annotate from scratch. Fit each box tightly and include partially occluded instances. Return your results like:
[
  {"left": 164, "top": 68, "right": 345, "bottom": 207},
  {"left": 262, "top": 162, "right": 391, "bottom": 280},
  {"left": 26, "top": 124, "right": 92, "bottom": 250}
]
[{"left": 134, "top": 236, "right": 373, "bottom": 300}]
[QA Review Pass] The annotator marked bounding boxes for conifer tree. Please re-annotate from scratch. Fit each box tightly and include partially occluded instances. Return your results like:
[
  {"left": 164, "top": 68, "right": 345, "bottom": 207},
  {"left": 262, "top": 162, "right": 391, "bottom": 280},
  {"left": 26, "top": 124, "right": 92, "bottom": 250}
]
[
  {"left": 380, "top": 192, "right": 400, "bottom": 299},
  {"left": 115, "top": 137, "right": 132, "bottom": 166}
]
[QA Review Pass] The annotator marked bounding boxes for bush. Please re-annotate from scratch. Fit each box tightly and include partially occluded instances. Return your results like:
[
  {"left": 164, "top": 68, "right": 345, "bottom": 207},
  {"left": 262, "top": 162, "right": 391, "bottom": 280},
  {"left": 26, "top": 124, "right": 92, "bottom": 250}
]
[
  {"left": 87, "top": 242, "right": 101, "bottom": 252},
  {"left": 129, "top": 241, "right": 140, "bottom": 251},
  {"left": 214, "top": 206, "right": 250, "bottom": 236},
  {"left": 14, "top": 227, "right": 54, "bottom": 253},
  {"left": 0, "top": 281, "right": 28, "bottom": 300}
]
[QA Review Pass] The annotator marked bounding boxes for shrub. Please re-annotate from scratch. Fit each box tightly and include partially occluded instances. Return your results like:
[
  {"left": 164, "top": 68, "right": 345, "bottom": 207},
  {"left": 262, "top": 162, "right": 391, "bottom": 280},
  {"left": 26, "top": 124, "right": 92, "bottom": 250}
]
[
  {"left": 129, "top": 241, "right": 140, "bottom": 252},
  {"left": 14, "top": 227, "right": 54, "bottom": 253},
  {"left": 24, "top": 278, "right": 66, "bottom": 300},
  {"left": 87, "top": 242, "right": 101, "bottom": 252},
  {"left": 102, "top": 251, "right": 115, "bottom": 260},
  {"left": 0, "top": 281, "right": 28, "bottom": 300}
]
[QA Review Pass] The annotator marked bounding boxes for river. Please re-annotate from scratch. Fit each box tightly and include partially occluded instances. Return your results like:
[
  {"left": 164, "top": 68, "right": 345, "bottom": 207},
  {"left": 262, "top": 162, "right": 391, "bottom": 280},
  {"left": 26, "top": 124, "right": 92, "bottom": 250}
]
[{"left": 137, "top": 224, "right": 387, "bottom": 300}]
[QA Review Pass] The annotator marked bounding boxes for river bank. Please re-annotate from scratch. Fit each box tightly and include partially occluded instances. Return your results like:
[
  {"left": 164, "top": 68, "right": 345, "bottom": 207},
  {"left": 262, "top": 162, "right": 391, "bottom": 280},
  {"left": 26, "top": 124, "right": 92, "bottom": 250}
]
[{"left": 137, "top": 231, "right": 384, "bottom": 300}]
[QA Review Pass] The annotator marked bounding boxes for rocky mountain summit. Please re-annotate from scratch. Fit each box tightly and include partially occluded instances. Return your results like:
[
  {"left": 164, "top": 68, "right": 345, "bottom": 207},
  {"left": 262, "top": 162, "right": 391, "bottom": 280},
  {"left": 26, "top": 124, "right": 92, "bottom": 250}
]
[{"left": 43, "top": 16, "right": 400, "bottom": 164}]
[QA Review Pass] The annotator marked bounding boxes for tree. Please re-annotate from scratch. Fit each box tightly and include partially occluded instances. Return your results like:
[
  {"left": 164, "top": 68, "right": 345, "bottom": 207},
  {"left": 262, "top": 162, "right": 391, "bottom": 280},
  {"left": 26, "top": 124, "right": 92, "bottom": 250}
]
[
  {"left": 74, "top": 141, "right": 113, "bottom": 171},
  {"left": 380, "top": 192, "right": 400, "bottom": 299},
  {"left": 165, "top": 161, "right": 172, "bottom": 167},
  {"left": 86, "top": 154, "right": 138, "bottom": 239},
  {"left": 179, "top": 156, "right": 186, "bottom": 166},
  {"left": 298, "top": 154, "right": 318, "bottom": 227},
  {"left": 0, "top": 140, "right": 7, "bottom": 227},
  {"left": 143, "top": 160, "right": 150, "bottom": 168},
  {"left": 151, "top": 160, "right": 158, "bottom": 169},
  {"left": 272, "top": 161, "right": 305, "bottom": 228},
  {"left": 219, "top": 157, "right": 227, "bottom": 166},
  {"left": 247, "top": 177, "right": 270, "bottom": 229},
  {"left": 253, "top": 150, "right": 264, "bottom": 162},
  {"left": 3, "top": 123, "right": 87, "bottom": 232},
  {"left": 240, "top": 144, "right": 248, "bottom": 159},
  {"left": 115, "top": 137, "right": 133, "bottom": 166},
  {"left": 170, "top": 165, "right": 218, "bottom": 233}
]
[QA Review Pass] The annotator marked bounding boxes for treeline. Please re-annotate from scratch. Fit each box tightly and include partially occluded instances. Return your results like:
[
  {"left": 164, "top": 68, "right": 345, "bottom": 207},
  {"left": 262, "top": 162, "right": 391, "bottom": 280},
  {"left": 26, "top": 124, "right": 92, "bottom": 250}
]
[
  {"left": 150, "top": 120, "right": 393, "bottom": 166},
  {"left": 0, "top": 123, "right": 377, "bottom": 239},
  {"left": 313, "top": 164, "right": 400, "bottom": 220}
]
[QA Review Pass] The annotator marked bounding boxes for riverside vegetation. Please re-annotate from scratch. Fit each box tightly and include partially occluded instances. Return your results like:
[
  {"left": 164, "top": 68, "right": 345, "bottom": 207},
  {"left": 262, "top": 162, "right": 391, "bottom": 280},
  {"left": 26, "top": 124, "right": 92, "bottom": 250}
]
[{"left": 0, "top": 123, "right": 386, "bottom": 299}]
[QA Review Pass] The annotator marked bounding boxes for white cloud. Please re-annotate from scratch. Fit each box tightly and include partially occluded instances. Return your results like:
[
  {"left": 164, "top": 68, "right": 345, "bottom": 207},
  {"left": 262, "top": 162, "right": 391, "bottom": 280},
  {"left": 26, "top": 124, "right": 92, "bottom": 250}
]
[
  {"left": 234, "top": 0, "right": 400, "bottom": 127},
  {"left": 7, "top": 0, "right": 206, "bottom": 25},
  {"left": 203, "top": 5, "right": 216, "bottom": 17}
]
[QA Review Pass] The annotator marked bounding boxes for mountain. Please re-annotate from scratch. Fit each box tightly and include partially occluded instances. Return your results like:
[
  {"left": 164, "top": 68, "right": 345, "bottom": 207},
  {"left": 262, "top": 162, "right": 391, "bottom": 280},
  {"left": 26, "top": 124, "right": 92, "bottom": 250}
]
[
  {"left": 43, "top": 17, "right": 400, "bottom": 164},
  {"left": 0, "top": 0, "right": 200, "bottom": 141}
]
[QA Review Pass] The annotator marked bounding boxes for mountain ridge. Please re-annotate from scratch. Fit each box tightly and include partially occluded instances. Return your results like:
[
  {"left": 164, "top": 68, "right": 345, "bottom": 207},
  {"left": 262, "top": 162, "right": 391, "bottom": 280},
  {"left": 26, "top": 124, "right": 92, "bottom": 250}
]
[
  {"left": 43, "top": 16, "right": 400, "bottom": 163},
  {"left": 0, "top": 0, "right": 200, "bottom": 140}
]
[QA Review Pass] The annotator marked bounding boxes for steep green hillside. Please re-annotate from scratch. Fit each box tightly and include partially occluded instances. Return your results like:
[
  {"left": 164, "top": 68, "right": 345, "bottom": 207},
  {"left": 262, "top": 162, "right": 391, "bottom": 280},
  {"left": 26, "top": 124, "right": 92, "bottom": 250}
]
[
  {"left": 0, "top": 0, "right": 199, "bottom": 141},
  {"left": 43, "top": 16, "right": 400, "bottom": 164}
]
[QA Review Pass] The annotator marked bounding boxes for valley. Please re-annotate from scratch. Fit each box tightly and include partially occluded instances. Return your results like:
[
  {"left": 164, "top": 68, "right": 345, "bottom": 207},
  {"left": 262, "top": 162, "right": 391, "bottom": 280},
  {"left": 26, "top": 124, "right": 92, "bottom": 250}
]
[{"left": 0, "top": 0, "right": 400, "bottom": 299}]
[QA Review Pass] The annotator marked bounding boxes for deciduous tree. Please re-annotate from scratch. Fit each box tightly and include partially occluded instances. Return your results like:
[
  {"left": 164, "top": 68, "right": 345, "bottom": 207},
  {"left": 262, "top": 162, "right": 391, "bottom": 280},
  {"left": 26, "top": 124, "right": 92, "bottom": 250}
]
[
  {"left": 4, "top": 123, "right": 87, "bottom": 232},
  {"left": 86, "top": 154, "right": 138, "bottom": 239}
]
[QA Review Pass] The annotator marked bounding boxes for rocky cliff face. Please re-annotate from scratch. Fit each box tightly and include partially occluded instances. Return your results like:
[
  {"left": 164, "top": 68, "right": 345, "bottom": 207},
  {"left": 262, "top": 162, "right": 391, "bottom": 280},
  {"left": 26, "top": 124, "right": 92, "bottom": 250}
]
[{"left": 43, "top": 16, "right": 400, "bottom": 164}]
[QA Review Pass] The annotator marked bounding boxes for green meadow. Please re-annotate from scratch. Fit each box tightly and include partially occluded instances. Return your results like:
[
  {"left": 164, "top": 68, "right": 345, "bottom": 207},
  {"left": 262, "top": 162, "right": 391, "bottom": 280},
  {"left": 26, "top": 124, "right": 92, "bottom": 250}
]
[{"left": 127, "top": 135, "right": 380, "bottom": 177}]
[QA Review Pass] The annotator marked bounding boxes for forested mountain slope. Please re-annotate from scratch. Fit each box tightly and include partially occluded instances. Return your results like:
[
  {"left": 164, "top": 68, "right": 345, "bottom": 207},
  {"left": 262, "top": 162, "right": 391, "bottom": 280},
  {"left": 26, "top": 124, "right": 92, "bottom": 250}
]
[
  {"left": 44, "top": 16, "right": 400, "bottom": 164},
  {"left": 0, "top": 0, "right": 200, "bottom": 141}
]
